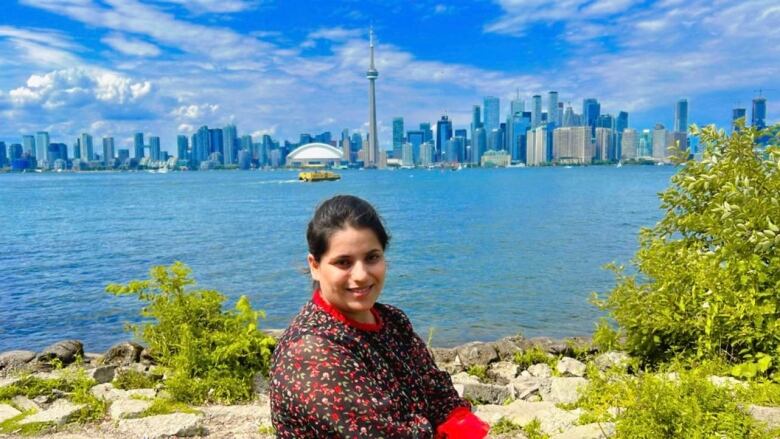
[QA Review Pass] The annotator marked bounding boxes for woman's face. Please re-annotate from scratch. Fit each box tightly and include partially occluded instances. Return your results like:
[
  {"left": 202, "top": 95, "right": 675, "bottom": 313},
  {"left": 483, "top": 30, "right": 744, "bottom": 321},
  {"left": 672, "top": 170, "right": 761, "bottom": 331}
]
[{"left": 308, "top": 226, "right": 386, "bottom": 324}]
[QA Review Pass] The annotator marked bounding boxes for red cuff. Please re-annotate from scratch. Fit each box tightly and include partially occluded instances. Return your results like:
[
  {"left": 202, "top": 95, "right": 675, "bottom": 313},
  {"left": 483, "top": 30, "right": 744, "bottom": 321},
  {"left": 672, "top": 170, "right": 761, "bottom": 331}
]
[{"left": 436, "top": 407, "right": 489, "bottom": 439}]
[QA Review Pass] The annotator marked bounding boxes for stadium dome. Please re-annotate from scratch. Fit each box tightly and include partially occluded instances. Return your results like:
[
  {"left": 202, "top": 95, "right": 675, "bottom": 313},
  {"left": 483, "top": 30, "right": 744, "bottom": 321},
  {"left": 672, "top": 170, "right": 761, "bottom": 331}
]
[{"left": 286, "top": 142, "right": 344, "bottom": 167}]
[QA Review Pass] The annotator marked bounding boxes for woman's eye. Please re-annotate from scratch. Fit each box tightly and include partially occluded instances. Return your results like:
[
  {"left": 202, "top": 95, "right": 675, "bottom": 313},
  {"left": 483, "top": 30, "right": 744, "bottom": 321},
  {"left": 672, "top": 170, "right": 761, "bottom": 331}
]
[
  {"left": 335, "top": 260, "right": 351, "bottom": 268},
  {"left": 367, "top": 254, "right": 381, "bottom": 262}
]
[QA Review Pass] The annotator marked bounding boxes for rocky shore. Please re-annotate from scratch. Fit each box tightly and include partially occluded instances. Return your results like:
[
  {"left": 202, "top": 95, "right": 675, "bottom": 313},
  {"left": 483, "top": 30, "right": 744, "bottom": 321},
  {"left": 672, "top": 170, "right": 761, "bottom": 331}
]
[{"left": 1, "top": 334, "right": 778, "bottom": 438}]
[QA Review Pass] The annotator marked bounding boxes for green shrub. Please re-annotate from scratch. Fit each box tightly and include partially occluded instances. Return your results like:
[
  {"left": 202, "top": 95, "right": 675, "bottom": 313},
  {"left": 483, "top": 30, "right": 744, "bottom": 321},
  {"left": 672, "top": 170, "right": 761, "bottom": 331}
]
[
  {"left": 593, "top": 123, "right": 780, "bottom": 368},
  {"left": 513, "top": 347, "right": 555, "bottom": 370},
  {"left": 574, "top": 367, "right": 769, "bottom": 437},
  {"left": 106, "top": 262, "right": 276, "bottom": 404},
  {"left": 466, "top": 365, "right": 488, "bottom": 382},
  {"left": 139, "top": 398, "right": 200, "bottom": 417},
  {"left": 490, "top": 416, "right": 522, "bottom": 435},
  {"left": 522, "top": 418, "right": 549, "bottom": 439},
  {"left": 113, "top": 369, "right": 161, "bottom": 390}
]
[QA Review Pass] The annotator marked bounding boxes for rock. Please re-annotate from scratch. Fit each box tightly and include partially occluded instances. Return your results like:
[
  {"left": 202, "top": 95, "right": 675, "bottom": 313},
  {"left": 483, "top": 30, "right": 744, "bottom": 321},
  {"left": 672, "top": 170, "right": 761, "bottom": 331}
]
[
  {"left": 118, "top": 413, "right": 203, "bottom": 438},
  {"left": 140, "top": 347, "right": 155, "bottom": 365},
  {"left": 0, "top": 350, "right": 36, "bottom": 371},
  {"left": 0, "top": 376, "right": 22, "bottom": 388},
  {"left": 432, "top": 348, "right": 464, "bottom": 374},
  {"left": 36, "top": 340, "right": 84, "bottom": 366},
  {"left": 91, "top": 383, "right": 128, "bottom": 401},
  {"left": 83, "top": 352, "right": 103, "bottom": 365},
  {"left": 453, "top": 383, "right": 465, "bottom": 398},
  {"left": 102, "top": 341, "right": 144, "bottom": 366},
  {"left": 551, "top": 422, "right": 616, "bottom": 439},
  {"left": 19, "top": 399, "right": 84, "bottom": 425},
  {"left": 253, "top": 372, "right": 270, "bottom": 395},
  {"left": 488, "top": 361, "right": 520, "bottom": 384},
  {"left": 11, "top": 395, "right": 40, "bottom": 412},
  {"left": 88, "top": 365, "right": 116, "bottom": 384},
  {"left": 594, "top": 352, "right": 631, "bottom": 372},
  {"left": 527, "top": 363, "right": 552, "bottom": 378},
  {"left": 110, "top": 398, "right": 153, "bottom": 420},
  {"left": 460, "top": 382, "right": 513, "bottom": 405},
  {"left": 508, "top": 376, "right": 547, "bottom": 401},
  {"left": 748, "top": 405, "right": 780, "bottom": 429},
  {"left": 127, "top": 388, "right": 156, "bottom": 399},
  {"left": 557, "top": 357, "right": 587, "bottom": 377},
  {"left": 491, "top": 336, "right": 524, "bottom": 361},
  {"left": 33, "top": 395, "right": 51, "bottom": 405},
  {"left": 476, "top": 400, "right": 579, "bottom": 435},
  {"left": 263, "top": 328, "right": 285, "bottom": 339},
  {"left": 541, "top": 377, "right": 589, "bottom": 404},
  {"left": 708, "top": 375, "right": 747, "bottom": 388},
  {"left": 456, "top": 342, "right": 498, "bottom": 368},
  {"left": 0, "top": 403, "right": 22, "bottom": 423},
  {"left": 450, "top": 372, "right": 481, "bottom": 385}
]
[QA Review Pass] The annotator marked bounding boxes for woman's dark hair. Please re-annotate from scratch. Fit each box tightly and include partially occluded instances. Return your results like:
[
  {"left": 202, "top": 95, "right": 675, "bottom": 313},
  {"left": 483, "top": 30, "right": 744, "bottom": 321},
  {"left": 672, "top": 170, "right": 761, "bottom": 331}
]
[{"left": 307, "top": 195, "right": 390, "bottom": 262}]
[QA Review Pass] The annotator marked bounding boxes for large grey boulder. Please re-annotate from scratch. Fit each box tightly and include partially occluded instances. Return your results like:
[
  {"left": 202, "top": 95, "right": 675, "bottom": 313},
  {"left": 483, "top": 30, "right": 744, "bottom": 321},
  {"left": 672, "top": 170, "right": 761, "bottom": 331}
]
[
  {"left": 456, "top": 342, "right": 499, "bottom": 368},
  {"left": 110, "top": 398, "right": 153, "bottom": 420},
  {"left": 527, "top": 363, "right": 553, "bottom": 378},
  {"left": 748, "top": 405, "right": 780, "bottom": 429},
  {"left": 541, "top": 377, "right": 589, "bottom": 404},
  {"left": 36, "top": 340, "right": 84, "bottom": 366},
  {"left": 486, "top": 336, "right": 524, "bottom": 362},
  {"left": 557, "top": 357, "right": 587, "bottom": 377},
  {"left": 488, "top": 361, "right": 520, "bottom": 384},
  {"left": 11, "top": 395, "right": 40, "bottom": 412},
  {"left": 19, "top": 399, "right": 84, "bottom": 425},
  {"left": 88, "top": 365, "right": 116, "bottom": 384},
  {"left": 91, "top": 383, "right": 129, "bottom": 401},
  {"left": 508, "top": 376, "right": 548, "bottom": 401},
  {"left": 476, "top": 400, "right": 579, "bottom": 435},
  {"left": 0, "top": 350, "right": 36, "bottom": 371},
  {"left": 461, "top": 382, "right": 513, "bottom": 405},
  {"left": 594, "top": 352, "right": 631, "bottom": 372},
  {"left": 102, "top": 341, "right": 144, "bottom": 366},
  {"left": 431, "top": 347, "right": 464, "bottom": 374},
  {"left": 551, "top": 422, "right": 616, "bottom": 439},
  {"left": 0, "top": 403, "right": 22, "bottom": 423},
  {"left": 118, "top": 413, "right": 203, "bottom": 438}
]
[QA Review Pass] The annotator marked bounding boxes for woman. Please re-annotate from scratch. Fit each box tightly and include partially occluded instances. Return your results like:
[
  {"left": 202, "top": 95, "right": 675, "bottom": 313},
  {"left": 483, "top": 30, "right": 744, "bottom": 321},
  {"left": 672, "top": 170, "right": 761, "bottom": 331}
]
[{"left": 270, "top": 195, "right": 488, "bottom": 438}]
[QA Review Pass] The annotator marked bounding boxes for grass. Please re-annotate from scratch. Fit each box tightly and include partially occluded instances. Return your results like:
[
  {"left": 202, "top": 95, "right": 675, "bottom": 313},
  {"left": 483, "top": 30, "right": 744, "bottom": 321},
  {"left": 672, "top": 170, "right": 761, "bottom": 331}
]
[
  {"left": 112, "top": 368, "right": 161, "bottom": 390},
  {"left": 466, "top": 365, "right": 488, "bottom": 382},
  {"left": 490, "top": 416, "right": 523, "bottom": 435},
  {"left": 138, "top": 398, "right": 200, "bottom": 417},
  {"left": 522, "top": 418, "right": 550, "bottom": 439},
  {"left": 513, "top": 347, "right": 556, "bottom": 370},
  {"left": 0, "top": 411, "right": 55, "bottom": 437},
  {"left": 258, "top": 424, "right": 276, "bottom": 435}
]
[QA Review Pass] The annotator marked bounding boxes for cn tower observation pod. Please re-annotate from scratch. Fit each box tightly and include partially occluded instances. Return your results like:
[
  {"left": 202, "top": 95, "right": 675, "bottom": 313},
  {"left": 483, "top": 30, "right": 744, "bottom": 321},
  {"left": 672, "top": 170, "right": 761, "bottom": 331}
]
[{"left": 286, "top": 142, "right": 344, "bottom": 168}]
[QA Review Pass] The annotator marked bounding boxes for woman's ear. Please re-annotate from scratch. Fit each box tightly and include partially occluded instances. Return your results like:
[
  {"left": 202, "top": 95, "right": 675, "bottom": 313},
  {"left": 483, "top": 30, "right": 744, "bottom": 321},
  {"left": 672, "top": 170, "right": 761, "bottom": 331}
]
[{"left": 307, "top": 254, "right": 319, "bottom": 281}]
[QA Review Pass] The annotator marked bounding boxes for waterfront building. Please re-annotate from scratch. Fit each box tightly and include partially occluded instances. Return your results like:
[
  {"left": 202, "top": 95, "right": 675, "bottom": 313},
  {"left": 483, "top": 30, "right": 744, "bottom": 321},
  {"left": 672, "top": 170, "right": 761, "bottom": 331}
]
[
  {"left": 531, "top": 95, "right": 542, "bottom": 128},
  {"left": 507, "top": 110, "right": 530, "bottom": 161},
  {"left": 558, "top": 102, "right": 564, "bottom": 127},
  {"left": 314, "top": 132, "right": 332, "bottom": 144},
  {"left": 134, "top": 132, "right": 144, "bottom": 159},
  {"left": 752, "top": 97, "right": 767, "bottom": 130},
  {"left": 481, "top": 149, "right": 511, "bottom": 167},
  {"left": 420, "top": 122, "right": 433, "bottom": 144},
  {"left": 553, "top": 126, "right": 591, "bottom": 164},
  {"left": 36, "top": 131, "right": 50, "bottom": 164},
  {"left": 48, "top": 143, "right": 67, "bottom": 163},
  {"left": 639, "top": 129, "right": 652, "bottom": 158},
  {"left": 548, "top": 91, "right": 559, "bottom": 126},
  {"left": 102, "top": 137, "right": 115, "bottom": 165},
  {"left": 436, "top": 115, "right": 452, "bottom": 162},
  {"left": 8, "top": 143, "right": 22, "bottom": 162},
  {"left": 510, "top": 97, "right": 524, "bottom": 116},
  {"left": 419, "top": 141, "right": 434, "bottom": 166},
  {"left": 222, "top": 124, "right": 237, "bottom": 165},
  {"left": 262, "top": 135, "right": 274, "bottom": 166},
  {"left": 149, "top": 136, "right": 161, "bottom": 161},
  {"left": 443, "top": 136, "right": 465, "bottom": 163},
  {"left": 366, "top": 29, "right": 380, "bottom": 167},
  {"left": 616, "top": 111, "right": 629, "bottom": 159},
  {"left": 240, "top": 134, "right": 252, "bottom": 153},
  {"left": 208, "top": 129, "right": 224, "bottom": 161},
  {"left": 562, "top": 105, "right": 576, "bottom": 127},
  {"left": 732, "top": 108, "right": 747, "bottom": 131},
  {"left": 595, "top": 127, "right": 614, "bottom": 161},
  {"left": 22, "top": 135, "right": 35, "bottom": 157},
  {"left": 527, "top": 125, "right": 550, "bottom": 166},
  {"left": 177, "top": 135, "right": 188, "bottom": 160},
  {"left": 80, "top": 133, "right": 94, "bottom": 161},
  {"left": 583, "top": 98, "right": 600, "bottom": 137},
  {"left": 401, "top": 142, "right": 413, "bottom": 167},
  {"left": 652, "top": 124, "right": 668, "bottom": 162},
  {"left": 392, "top": 117, "right": 404, "bottom": 160},
  {"left": 667, "top": 131, "right": 688, "bottom": 153},
  {"left": 470, "top": 105, "right": 481, "bottom": 152},
  {"left": 0, "top": 142, "right": 6, "bottom": 168},
  {"left": 674, "top": 99, "right": 688, "bottom": 133},
  {"left": 406, "top": 130, "right": 424, "bottom": 165},
  {"left": 483, "top": 96, "right": 499, "bottom": 134},
  {"left": 238, "top": 149, "right": 252, "bottom": 170},
  {"left": 470, "top": 127, "right": 486, "bottom": 165},
  {"left": 117, "top": 149, "right": 130, "bottom": 162},
  {"left": 73, "top": 138, "right": 81, "bottom": 160},
  {"left": 286, "top": 142, "right": 343, "bottom": 167},
  {"left": 340, "top": 135, "right": 351, "bottom": 165},
  {"left": 621, "top": 128, "right": 639, "bottom": 160}
]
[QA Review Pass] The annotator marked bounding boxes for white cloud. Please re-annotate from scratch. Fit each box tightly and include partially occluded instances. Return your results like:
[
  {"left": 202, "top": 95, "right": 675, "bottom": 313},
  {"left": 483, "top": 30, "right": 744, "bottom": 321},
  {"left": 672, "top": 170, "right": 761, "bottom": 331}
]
[
  {"left": 172, "top": 104, "right": 220, "bottom": 119},
  {"left": 157, "top": 0, "right": 259, "bottom": 13},
  {"left": 9, "top": 68, "right": 151, "bottom": 107},
  {"left": 307, "top": 27, "right": 363, "bottom": 42},
  {"left": 101, "top": 33, "right": 161, "bottom": 57}
]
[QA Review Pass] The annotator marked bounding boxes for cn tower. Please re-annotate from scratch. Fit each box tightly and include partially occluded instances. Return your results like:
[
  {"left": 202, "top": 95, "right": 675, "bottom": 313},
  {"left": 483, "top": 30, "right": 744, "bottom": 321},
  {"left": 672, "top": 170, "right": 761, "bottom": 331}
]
[{"left": 366, "top": 28, "right": 379, "bottom": 167}]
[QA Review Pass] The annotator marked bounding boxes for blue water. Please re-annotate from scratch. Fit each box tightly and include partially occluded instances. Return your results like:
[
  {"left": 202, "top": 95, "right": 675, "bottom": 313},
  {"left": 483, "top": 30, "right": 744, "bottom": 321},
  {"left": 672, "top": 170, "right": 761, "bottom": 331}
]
[{"left": 0, "top": 166, "right": 676, "bottom": 352}]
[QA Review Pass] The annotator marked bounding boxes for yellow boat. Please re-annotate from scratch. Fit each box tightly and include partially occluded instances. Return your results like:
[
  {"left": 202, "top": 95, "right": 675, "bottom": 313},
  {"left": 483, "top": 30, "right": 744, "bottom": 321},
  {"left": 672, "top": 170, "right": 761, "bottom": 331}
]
[{"left": 298, "top": 170, "right": 341, "bottom": 182}]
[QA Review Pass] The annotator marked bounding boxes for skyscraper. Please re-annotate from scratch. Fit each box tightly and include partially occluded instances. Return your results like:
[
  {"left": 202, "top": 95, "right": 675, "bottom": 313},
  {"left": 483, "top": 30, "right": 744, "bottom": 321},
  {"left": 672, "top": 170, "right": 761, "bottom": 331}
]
[
  {"left": 752, "top": 97, "right": 767, "bottom": 130},
  {"left": 366, "top": 29, "right": 379, "bottom": 167},
  {"left": 674, "top": 99, "right": 688, "bottom": 133},
  {"left": 616, "top": 111, "right": 629, "bottom": 159},
  {"left": 552, "top": 126, "right": 590, "bottom": 164},
  {"left": 407, "top": 130, "right": 424, "bottom": 165},
  {"left": 134, "top": 132, "right": 145, "bottom": 159},
  {"left": 483, "top": 96, "right": 499, "bottom": 134},
  {"left": 652, "top": 124, "right": 668, "bottom": 162},
  {"left": 22, "top": 135, "right": 35, "bottom": 157},
  {"left": 149, "top": 136, "right": 161, "bottom": 161},
  {"left": 177, "top": 135, "right": 189, "bottom": 160},
  {"left": 36, "top": 131, "right": 50, "bottom": 164},
  {"left": 420, "top": 123, "right": 433, "bottom": 144},
  {"left": 472, "top": 127, "right": 486, "bottom": 165},
  {"left": 621, "top": 129, "right": 639, "bottom": 160},
  {"left": 102, "top": 137, "right": 115, "bottom": 165},
  {"left": 732, "top": 108, "right": 747, "bottom": 131},
  {"left": 80, "top": 133, "right": 94, "bottom": 161},
  {"left": 583, "top": 98, "right": 600, "bottom": 137},
  {"left": 531, "top": 95, "right": 542, "bottom": 128},
  {"left": 222, "top": 124, "right": 237, "bottom": 165},
  {"left": 436, "top": 115, "right": 452, "bottom": 162},
  {"left": 392, "top": 117, "right": 404, "bottom": 159},
  {"left": 548, "top": 91, "right": 559, "bottom": 126}
]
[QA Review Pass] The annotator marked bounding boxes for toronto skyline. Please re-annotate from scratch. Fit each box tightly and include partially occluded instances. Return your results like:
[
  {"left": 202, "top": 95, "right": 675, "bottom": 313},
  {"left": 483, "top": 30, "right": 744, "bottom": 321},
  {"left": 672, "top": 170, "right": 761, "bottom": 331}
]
[{"left": 0, "top": 0, "right": 778, "bottom": 154}]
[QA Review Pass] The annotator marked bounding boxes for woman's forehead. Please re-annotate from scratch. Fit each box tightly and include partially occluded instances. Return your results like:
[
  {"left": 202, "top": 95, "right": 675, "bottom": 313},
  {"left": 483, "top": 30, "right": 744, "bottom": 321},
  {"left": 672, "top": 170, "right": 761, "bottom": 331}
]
[{"left": 326, "top": 227, "right": 382, "bottom": 252}]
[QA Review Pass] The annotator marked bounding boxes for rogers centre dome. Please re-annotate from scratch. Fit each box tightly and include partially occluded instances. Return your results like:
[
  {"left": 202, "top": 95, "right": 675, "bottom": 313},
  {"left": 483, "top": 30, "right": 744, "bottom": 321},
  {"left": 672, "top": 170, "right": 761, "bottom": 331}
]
[{"left": 286, "top": 142, "right": 344, "bottom": 167}]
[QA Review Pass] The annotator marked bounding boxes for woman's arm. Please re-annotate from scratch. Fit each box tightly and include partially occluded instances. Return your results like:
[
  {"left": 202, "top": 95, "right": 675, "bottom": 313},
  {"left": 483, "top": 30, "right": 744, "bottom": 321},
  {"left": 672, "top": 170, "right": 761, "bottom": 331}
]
[{"left": 271, "top": 334, "right": 435, "bottom": 438}]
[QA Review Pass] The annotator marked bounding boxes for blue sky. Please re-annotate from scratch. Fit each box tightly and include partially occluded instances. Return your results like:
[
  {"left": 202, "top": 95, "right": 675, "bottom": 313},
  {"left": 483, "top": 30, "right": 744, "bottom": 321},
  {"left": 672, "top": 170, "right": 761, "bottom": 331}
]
[{"left": 0, "top": 0, "right": 778, "bottom": 152}]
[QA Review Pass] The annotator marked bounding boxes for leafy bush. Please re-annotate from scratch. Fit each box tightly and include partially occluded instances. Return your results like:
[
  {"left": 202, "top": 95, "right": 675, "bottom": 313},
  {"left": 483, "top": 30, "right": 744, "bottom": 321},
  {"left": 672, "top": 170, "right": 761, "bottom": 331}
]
[
  {"left": 513, "top": 347, "right": 555, "bottom": 370},
  {"left": 489, "top": 416, "right": 522, "bottom": 435},
  {"left": 466, "top": 365, "right": 488, "bottom": 382},
  {"left": 593, "top": 123, "right": 780, "bottom": 368},
  {"left": 113, "top": 369, "right": 161, "bottom": 390},
  {"left": 106, "top": 262, "right": 276, "bottom": 404},
  {"left": 574, "top": 368, "right": 769, "bottom": 437}
]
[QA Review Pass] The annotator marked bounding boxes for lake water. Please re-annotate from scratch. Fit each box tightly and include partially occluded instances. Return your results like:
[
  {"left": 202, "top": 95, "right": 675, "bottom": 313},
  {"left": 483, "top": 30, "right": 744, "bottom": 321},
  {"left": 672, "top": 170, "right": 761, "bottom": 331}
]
[{"left": 0, "top": 166, "right": 676, "bottom": 352}]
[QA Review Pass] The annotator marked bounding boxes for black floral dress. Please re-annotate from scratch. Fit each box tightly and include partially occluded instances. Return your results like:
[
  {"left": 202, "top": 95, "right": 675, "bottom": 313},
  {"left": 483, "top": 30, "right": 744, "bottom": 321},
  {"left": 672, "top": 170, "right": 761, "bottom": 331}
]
[{"left": 269, "top": 290, "right": 474, "bottom": 438}]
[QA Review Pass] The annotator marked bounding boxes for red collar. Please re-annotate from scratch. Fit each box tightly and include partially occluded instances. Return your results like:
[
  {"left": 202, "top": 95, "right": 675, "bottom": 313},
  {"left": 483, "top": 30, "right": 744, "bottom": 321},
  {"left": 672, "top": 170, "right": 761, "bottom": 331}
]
[{"left": 312, "top": 289, "right": 383, "bottom": 332}]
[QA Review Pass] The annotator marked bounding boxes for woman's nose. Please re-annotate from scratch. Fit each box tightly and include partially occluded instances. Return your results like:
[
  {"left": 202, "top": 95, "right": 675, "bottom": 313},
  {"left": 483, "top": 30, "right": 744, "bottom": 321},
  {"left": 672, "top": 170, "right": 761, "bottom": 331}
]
[{"left": 351, "top": 261, "right": 369, "bottom": 280}]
